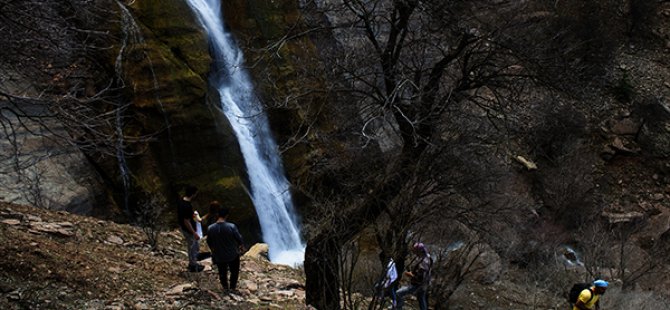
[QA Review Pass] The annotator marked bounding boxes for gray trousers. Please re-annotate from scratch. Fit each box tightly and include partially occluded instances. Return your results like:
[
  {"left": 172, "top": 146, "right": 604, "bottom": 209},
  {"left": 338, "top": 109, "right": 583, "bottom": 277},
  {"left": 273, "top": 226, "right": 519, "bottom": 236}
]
[{"left": 181, "top": 229, "right": 199, "bottom": 266}]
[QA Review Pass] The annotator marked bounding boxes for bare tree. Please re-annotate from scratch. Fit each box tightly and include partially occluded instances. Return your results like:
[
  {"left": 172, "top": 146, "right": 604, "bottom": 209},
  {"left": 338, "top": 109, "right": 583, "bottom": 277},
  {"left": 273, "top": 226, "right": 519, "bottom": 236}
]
[
  {"left": 135, "top": 191, "right": 168, "bottom": 250},
  {"left": 256, "top": 1, "right": 541, "bottom": 308}
]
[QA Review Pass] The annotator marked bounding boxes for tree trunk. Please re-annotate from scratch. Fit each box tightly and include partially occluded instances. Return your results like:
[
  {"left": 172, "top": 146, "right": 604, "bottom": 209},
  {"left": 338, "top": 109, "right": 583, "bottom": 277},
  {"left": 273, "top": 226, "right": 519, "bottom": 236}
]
[{"left": 305, "top": 235, "right": 342, "bottom": 310}]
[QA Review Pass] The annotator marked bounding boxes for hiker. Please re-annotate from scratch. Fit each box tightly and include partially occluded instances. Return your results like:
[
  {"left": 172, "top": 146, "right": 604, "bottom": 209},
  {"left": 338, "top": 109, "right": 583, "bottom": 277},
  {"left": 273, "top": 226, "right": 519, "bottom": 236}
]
[
  {"left": 572, "top": 280, "right": 608, "bottom": 310},
  {"left": 177, "top": 185, "right": 204, "bottom": 272},
  {"left": 396, "top": 242, "right": 432, "bottom": 310},
  {"left": 201, "top": 200, "right": 221, "bottom": 237},
  {"left": 379, "top": 257, "right": 398, "bottom": 309},
  {"left": 206, "top": 206, "right": 245, "bottom": 292}
]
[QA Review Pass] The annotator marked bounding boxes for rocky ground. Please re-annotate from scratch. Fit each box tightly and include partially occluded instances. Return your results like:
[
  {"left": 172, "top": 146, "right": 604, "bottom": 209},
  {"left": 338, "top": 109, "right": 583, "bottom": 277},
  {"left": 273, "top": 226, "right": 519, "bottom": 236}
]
[
  {"left": 0, "top": 202, "right": 308, "bottom": 309},
  {"left": 1, "top": 202, "right": 668, "bottom": 309}
]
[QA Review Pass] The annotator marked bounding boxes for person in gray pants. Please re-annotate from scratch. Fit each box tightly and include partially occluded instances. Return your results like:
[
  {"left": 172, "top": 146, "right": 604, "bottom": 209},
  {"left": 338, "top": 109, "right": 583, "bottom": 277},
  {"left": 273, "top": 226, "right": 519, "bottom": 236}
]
[{"left": 177, "top": 186, "right": 203, "bottom": 272}]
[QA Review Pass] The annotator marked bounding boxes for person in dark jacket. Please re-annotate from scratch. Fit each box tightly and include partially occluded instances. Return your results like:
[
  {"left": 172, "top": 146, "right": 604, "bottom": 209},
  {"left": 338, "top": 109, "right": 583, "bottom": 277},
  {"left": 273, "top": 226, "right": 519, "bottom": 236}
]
[
  {"left": 177, "top": 185, "right": 203, "bottom": 272},
  {"left": 206, "top": 207, "right": 245, "bottom": 291},
  {"left": 396, "top": 242, "right": 432, "bottom": 310}
]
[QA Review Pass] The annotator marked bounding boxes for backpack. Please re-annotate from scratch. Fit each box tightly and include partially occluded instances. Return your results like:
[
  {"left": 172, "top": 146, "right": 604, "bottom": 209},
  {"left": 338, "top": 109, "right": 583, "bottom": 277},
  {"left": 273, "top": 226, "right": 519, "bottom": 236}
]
[{"left": 568, "top": 283, "right": 594, "bottom": 304}]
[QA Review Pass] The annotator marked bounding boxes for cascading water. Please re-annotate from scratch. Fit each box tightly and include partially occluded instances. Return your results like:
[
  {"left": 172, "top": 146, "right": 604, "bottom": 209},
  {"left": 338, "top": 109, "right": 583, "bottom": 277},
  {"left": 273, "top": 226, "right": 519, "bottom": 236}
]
[
  {"left": 115, "top": 1, "right": 177, "bottom": 168},
  {"left": 114, "top": 0, "right": 138, "bottom": 214},
  {"left": 114, "top": 0, "right": 180, "bottom": 214},
  {"left": 186, "top": 0, "right": 305, "bottom": 266}
]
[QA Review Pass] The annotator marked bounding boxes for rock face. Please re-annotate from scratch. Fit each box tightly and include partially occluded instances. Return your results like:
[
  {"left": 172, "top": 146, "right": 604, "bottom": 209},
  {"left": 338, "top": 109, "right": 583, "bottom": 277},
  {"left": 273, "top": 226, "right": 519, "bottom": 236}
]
[
  {"left": 122, "top": 0, "right": 260, "bottom": 235},
  {"left": 0, "top": 116, "right": 105, "bottom": 214},
  {"left": 0, "top": 0, "right": 258, "bottom": 220}
]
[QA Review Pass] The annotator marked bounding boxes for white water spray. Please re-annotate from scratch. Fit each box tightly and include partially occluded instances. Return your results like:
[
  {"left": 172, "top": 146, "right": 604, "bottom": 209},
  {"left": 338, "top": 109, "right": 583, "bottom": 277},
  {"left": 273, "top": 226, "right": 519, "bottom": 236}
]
[{"left": 186, "top": 0, "right": 305, "bottom": 266}]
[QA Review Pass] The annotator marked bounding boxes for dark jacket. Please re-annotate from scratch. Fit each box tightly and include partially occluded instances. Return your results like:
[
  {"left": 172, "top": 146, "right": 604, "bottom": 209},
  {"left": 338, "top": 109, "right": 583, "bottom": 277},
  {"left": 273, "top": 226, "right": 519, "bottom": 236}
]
[{"left": 206, "top": 221, "right": 244, "bottom": 263}]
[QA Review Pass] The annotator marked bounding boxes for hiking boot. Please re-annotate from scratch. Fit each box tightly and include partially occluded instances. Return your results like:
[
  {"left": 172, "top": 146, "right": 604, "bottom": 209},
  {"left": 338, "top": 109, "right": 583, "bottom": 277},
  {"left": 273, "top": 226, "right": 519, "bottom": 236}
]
[{"left": 188, "top": 264, "right": 205, "bottom": 272}]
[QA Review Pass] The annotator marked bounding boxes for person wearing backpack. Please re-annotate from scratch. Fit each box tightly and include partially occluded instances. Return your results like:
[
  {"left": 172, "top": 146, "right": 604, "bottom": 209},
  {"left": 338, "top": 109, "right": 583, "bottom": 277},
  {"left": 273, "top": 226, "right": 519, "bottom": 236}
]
[
  {"left": 396, "top": 242, "right": 432, "bottom": 310},
  {"left": 571, "top": 280, "right": 608, "bottom": 310}
]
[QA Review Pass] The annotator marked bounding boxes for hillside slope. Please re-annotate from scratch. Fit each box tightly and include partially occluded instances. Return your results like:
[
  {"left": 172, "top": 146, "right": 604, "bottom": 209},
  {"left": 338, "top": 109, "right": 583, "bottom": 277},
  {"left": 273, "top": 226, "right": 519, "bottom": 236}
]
[{"left": 0, "top": 203, "right": 305, "bottom": 309}]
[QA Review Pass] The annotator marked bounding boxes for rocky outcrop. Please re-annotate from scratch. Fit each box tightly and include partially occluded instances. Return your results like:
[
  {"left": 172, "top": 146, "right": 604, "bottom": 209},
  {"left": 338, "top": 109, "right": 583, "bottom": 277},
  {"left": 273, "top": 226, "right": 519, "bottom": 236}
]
[
  {"left": 120, "top": 0, "right": 261, "bottom": 233},
  {"left": 0, "top": 116, "right": 105, "bottom": 214}
]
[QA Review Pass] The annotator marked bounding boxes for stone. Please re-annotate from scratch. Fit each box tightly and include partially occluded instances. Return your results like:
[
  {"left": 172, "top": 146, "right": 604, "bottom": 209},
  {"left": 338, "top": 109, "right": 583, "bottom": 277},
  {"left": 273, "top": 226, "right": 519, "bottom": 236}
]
[
  {"left": 273, "top": 290, "right": 295, "bottom": 298},
  {"left": 244, "top": 243, "right": 269, "bottom": 260},
  {"left": 203, "top": 289, "right": 221, "bottom": 300},
  {"left": 241, "top": 259, "right": 263, "bottom": 273},
  {"left": 107, "top": 235, "right": 124, "bottom": 245},
  {"left": 610, "top": 137, "right": 638, "bottom": 154},
  {"left": 514, "top": 155, "right": 537, "bottom": 170},
  {"left": 56, "top": 221, "right": 74, "bottom": 227},
  {"left": 239, "top": 280, "right": 258, "bottom": 293},
  {"left": 108, "top": 267, "right": 122, "bottom": 273},
  {"left": 133, "top": 303, "right": 149, "bottom": 310},
  {"left": 166, "top": 283, "right": 193, "bottom": 295},
  {"left": 1, "top": 219, "right": 21, "bottom": 225},
  {"left": 611, "top": 119, "right": 640, "bottom": 135},
  {"left": 26, "top": 215, "right": 42, "bottom": 222},
  {"left": 29, "top": 222, "right": 74, "bottom": 237}
]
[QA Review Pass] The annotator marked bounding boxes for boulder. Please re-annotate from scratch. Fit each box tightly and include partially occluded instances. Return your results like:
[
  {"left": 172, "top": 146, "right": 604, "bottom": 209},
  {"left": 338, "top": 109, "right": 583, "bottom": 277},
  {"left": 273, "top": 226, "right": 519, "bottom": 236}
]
[
  {"left": 244, "top": 243, "right": 270, "bottom": 261},
  {"left": 638, "top": 101, "right": 670, "bottom": 157}
]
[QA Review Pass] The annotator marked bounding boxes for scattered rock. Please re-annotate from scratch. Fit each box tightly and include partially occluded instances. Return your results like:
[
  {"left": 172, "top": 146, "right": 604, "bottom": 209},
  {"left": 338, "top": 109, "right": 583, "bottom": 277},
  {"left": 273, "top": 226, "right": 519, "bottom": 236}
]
[
  {"left": 165, "top": 283, "right": 193, "bottom": 296},
  {"left": 133, "top": 302, "right": 149, "bottom": 310},
  {"left": 106, "top": 235, "right": 124, "bottom": 245},
  {"left": 203, "top": 288, "right": 222, "bottom": 300},
  {"left": 610, "top": 137, "right": 639, "bottom": 154},
  {"left": 273, "top": 290, "right": 295, "bottom": 298},
  {"left": 514, "top": 155, "right": 537, "bottom": 170},
  {"left": 26, "top": 214, "right": 42, "bottom": 222},
  {"left": 239, "top": 280, "right": 258, "bottom": 293},
  {"left": 610, "top": 118, "right": 640, "bottom": 135},
  {"left": 1, "top": 219, "right": 21, "bottom": 225},
  {"left": 28, "top": 222, "right": 74, "bottom": 237},
  {"left": 602, "top": 211, "right": 646, "bottom": 224}
]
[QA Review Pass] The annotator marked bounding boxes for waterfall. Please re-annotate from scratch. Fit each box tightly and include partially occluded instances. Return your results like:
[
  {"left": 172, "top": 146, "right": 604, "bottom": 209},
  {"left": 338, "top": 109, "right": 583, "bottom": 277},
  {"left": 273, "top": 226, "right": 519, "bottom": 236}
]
[
  {"left": 114, "top": 0, "right": 180, "bottom": 214},
  {"left": 116, "top": 1, "right": 177, "bottom": 168},
  {"left": 114, "top": 0, "right": 139, "bottom": 214},
  {"left": 186, "top": 0, "right": 305, "bottom": 266}
]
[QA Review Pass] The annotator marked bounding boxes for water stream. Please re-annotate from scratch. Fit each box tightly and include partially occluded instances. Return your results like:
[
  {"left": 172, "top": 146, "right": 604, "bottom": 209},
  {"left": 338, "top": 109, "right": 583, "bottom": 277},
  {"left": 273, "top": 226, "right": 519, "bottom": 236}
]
[
  {"left": 185, "top": 0, "right": 305, "bottom": 266},
  {"left": 114, "top": 0, "right": 138, "bottom": 214},
  {"left": 114, "top": 1, "right": 180, "bottom": 213}
]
